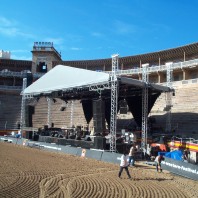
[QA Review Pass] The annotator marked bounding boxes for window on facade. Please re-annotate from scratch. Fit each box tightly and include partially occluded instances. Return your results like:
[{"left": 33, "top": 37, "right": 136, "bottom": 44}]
[{"left": 37, "top": 62, "right": 47, "bottom": 73}]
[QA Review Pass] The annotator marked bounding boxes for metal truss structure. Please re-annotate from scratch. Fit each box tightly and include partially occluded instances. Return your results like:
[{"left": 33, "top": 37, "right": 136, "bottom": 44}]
[
  {"left": 70, "top": 101, "right": 74, "bottom": 127},
  {"left": 20, "top": 78, "right": 27, "bottom": 132},
  {"left": 108, "top": 58, "right": 198, "bottom": 76},
  {"left": 109, "top": 54, "right": 119, "bottom": 152},
  {"left": 141, "top": 64, "right": 149, "bottom": 151},
  {"left": 89, "top": 83, "right": 110, "bottom": 94},
  {"left": 165, "top": 62, "right": 173, "bottom": 132},
  {"left": 47, "top": 97, "right": 52, "bottom": 127}
]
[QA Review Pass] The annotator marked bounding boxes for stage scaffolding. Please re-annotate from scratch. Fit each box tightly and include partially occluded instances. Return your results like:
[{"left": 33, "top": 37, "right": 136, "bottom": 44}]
[
  {"left": 165, "top": 62, "right": 173, "bottom": 132},
  {"left": 141, "top": 63, "right": 149, "bottom": 152},
  {"left": 20, "top": 56, "right": 172, "bottom": 153},
  {"left": 20, "top": 78, "right": 27, "bottom": 133},
  {"left": 109, "top": 54, "right": 119, "bottom": 152}
]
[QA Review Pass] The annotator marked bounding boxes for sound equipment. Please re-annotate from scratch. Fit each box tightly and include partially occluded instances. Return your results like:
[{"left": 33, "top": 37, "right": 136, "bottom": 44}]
[
  {"left": 119, "top": 99, "right": 128, "bottom": 114},
  {"left": 85, "top": 136, "right": 92, "bottom": 141},
  {"left": 93, "top": 99, "right": 105, "bottom": 134},
  {"left": 25, "top": 131, "right": 32, "bottom": 139},
  {"left": 69, "top": 135, "right": 76, "bottom": 139},
  {"left": 120, "top": 107, "right": 128, "bottom": 114},
  {"left": 33, "top": 134, "right": 39, "bottom": 141},
  {"left": 76, "top": 136, "right": 81, "bottom": 140},
  {"left": 44, "top": 125, "right": 48, "bottom": 130},
  {"left": 94, "top": 137, "right": 106, "bottom": 150},
  {"left": 25, "top": 105, "right": 34, "bottom": 127}
]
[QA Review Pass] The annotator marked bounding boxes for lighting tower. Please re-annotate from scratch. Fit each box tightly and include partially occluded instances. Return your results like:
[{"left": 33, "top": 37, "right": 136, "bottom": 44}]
[
  {"left": 141, "top": 63, "right": 149, "bottom": 152},
  {"left": 110, "top": 54, "right": 119, "bottom": 152},
  {"left": 47, "top": 97, "right": 52, "bottom": 127},
  {"left": 70, "top": 101, "right": 74, "bottom": 128},
  {"left": 165, "top": 62, "right": 173, "bottom": 132},
  {"left": 20, "top": 78, "right": 27, "bottom": 133}
]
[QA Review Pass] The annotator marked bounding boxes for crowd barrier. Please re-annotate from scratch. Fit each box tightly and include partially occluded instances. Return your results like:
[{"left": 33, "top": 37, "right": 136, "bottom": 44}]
[
  {"left": 0, "top": 136, "right": 121, "bottom": 164},
  {"left": 80, "top": 149, "right": 103, "bottom": 160},
  {"left": 101, "top": 152, "right": 122, "bottom": 164},
  {"left": 162, "top": 157, "right": 198, "bottom": 181}
]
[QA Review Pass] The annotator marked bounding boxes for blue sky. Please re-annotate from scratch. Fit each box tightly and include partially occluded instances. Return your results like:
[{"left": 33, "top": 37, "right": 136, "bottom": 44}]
[{"left": 0, "top": 0, "right": 198, "bottom": 61}]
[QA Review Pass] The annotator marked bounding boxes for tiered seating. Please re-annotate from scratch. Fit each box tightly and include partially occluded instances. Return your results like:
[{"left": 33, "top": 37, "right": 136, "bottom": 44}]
[
  {"left": 150, "top": 83, "right": 198, "bottom": 137},
  {"left": 0, "top": 93, "right": 21, "bottom": 129},
  {"left": 32, "top": 97, "right": 49, "bottom": 128},
  {"left": 32, "top": 98, "right": 87, "bottom": 129}
]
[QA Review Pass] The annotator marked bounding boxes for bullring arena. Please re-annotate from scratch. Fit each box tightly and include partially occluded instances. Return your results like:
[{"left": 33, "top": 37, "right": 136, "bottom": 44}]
[
  {"left": 0, "top": 142, "right": 198, "bottom": 198},
  {"left": 1, "top": 42, "right": 198, "bottom": 197}
]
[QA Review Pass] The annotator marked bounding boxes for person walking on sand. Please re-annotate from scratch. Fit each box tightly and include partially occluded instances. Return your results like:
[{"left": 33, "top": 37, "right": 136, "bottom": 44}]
[
  {"left": 118, "top": 151, "right": 132, "bottom": 179},
  {"left": 128, "top": 145, "right": 136, "bottom": 166}
]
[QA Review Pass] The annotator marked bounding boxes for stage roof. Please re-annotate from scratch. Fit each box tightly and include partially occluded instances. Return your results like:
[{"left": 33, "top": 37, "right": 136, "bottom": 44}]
[
  {"left": 23, "top": 65, "right": 110, "bottom": 96},
  {"left": 22, "top": 65, "right": 171, "bottom": 99}
]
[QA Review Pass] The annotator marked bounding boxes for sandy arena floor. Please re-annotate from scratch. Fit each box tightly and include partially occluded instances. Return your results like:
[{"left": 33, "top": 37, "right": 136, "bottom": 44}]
[{"left": 0, "top": 142, "right": 198, "bottom": 198}]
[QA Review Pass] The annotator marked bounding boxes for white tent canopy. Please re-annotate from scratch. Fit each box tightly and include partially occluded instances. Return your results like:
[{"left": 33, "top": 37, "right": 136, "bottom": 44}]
[{"left": 22, "top": 65, "right": 110, "bottom": 96}]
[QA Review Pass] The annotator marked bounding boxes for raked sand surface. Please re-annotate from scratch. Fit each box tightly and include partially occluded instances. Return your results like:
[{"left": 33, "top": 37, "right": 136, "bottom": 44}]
[{"left": 0, "top": 142, "right": 198, "bottom": 198}]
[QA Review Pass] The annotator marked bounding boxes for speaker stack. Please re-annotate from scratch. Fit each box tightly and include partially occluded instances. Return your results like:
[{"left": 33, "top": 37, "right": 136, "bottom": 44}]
[
  {"left": 94, "top": 137, "right": 106, "bottom": 150},
  {"left": 93, "top": 99, "right": 105, "bottom": 135},
  {"left": 119, "top": 99, "right": 128, "bottom": 114},
  {"left": 25, "top": 131, "right": 33, "bottom": 139}
]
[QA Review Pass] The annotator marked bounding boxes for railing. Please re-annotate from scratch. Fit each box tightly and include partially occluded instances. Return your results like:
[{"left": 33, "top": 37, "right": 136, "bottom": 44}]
[
  {"left": 0, "top": 70, "right": 28, "bottom": 78},
  {"left": 0, "top": 85, "right": 22, "bottom": 90},
  {"left": 0, "top": 70, "right": 44, "bottom": 79},
  {"left": 32, "top": 46, "right": 61, "bottom": 58},
  {"left": 1, "top": 58, "right": 198, "bottom": 79},
  {"left": 106, "top": 58, "right": 198, "bottom": 75}
]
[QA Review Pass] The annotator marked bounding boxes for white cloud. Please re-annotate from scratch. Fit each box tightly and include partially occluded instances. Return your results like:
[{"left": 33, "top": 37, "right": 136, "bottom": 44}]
[
  {"left": 11, "top": 49, "right": 29, "bottom": 53},
  {"left": 0, "top": 16, "right": 35, "bottom": 38},
  {"left": 0, "top": 16, "right": 15, "bottom": 26},
  {"left": 91, "top": 32, "right": 103, "bottom": 37},
  {"left": 11, "top": 54, "right": 32, "bottom": 60},
  {"left": 150, "top": 23, "right": 171, "bottom": 33},
  {"left": 113, "top": 20, "right": 137, "bottom": 35},
  {"left": 70, "top": 47, "right": 82, "bottom": 51}
]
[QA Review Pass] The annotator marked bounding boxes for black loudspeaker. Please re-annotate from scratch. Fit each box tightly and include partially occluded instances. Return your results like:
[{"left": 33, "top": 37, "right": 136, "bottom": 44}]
[
  {"left": 25, "top": 105, "right": 34, "bottom": 127},
  {"left": 93, "top": 100, "right": 105, "bottom": 134},
  {"left": 85, "top": 136, "right": 92, "bottom": 141},
  {"left": 26, "top": 131, "right": 32, "bottom": 139},
  {"left": 94, "top": 137, "right": 106, "bottom": 150},
  {"left": 120, "top": 107, "right": 128, "bottom": 114},
  {"left": 44, "top": 125, "right": 48, "bottom": 130},
  {"left": 119, "top": 100, "right": 128, "bottom": 114},
  {"left": 33, "top": 134, "right": 39, "bottom": 141},
  {"left": 51, "top": 123, "right": 54, "bottom": 128}
]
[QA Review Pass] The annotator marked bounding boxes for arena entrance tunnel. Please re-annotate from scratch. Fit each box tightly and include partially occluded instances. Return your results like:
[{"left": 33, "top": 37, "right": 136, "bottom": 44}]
[{"left": 22, "top": 65, "right": 172, "bottom": 129}]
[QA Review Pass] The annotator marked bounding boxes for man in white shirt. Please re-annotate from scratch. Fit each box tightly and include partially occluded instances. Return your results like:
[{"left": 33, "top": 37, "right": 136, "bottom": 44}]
[{"left": 118, "top": 151, "right": 132, "bottom": 179}]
